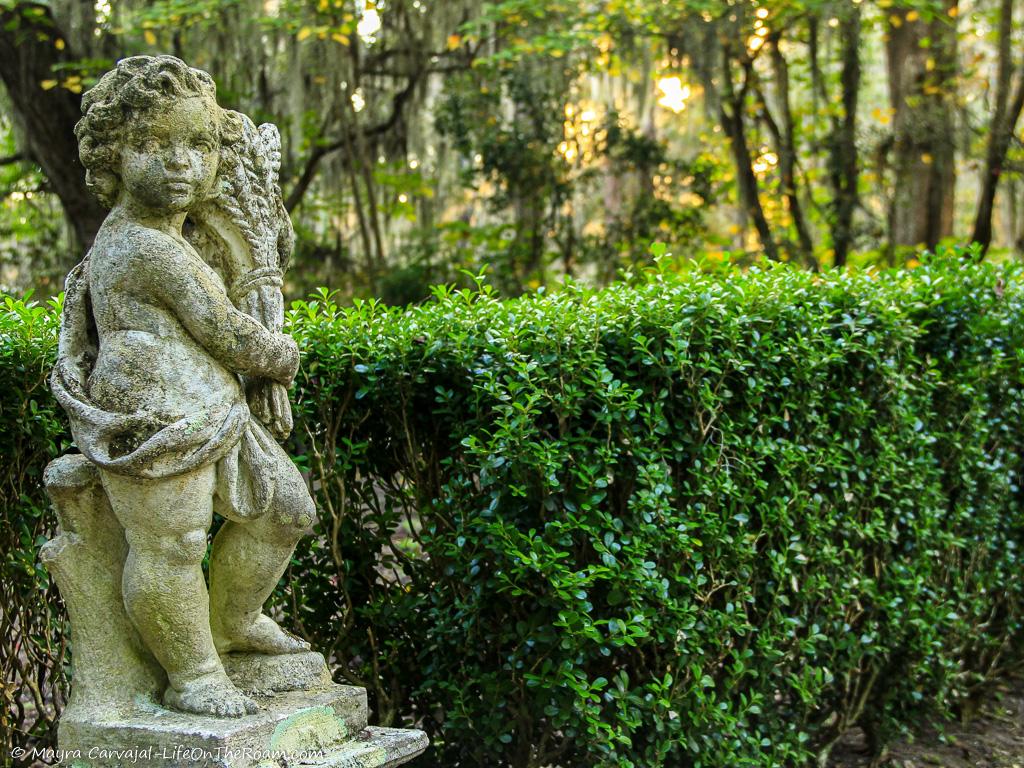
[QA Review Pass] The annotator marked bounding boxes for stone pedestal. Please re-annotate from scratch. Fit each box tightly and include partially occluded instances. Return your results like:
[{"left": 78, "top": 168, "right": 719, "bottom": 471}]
[
  {"left": 62, "top": 682, "right": 428, "bottom": 768},
  {"left": 42, "top": 454, "right": 428, "bottom": 768}
]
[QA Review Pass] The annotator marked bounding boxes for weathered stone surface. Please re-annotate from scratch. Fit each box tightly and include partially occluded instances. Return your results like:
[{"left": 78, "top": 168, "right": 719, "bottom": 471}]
[
  {"left": 51, "top": 53, "right": 311, "bottom": 721},
  {"left": 303, "top": 727, "right": 430, "bottom": 768},
  {"left": 222, "top": 651, "right": 334, "bottom": 695},
  {"left": 61, "top": 685, "right": 365, "bottom": 758},
  {"left": 40, "top": 454, "right": 165, "bottom": 719},
  {"left": 61, "top": 684, "right": 429, "bottom": 767},
  {"left": 41, "top": 54, "right": 429, "bottom": 767},
  {"left": 57, "top": 674, "right": 430, "bottom": 768}
]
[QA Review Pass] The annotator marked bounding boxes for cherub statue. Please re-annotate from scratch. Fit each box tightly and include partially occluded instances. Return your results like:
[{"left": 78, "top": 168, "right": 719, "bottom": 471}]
[{"left": 50, "top": 55, "right": 315, "bottom": 718}]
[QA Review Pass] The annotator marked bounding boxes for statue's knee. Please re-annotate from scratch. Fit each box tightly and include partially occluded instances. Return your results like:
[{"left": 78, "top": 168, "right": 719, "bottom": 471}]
[
  {"left": 271, "top": 489, "right": 316, "bottom": 535},
  {"left": 289, "top": 494, "right": 317, "bottom": 534}
]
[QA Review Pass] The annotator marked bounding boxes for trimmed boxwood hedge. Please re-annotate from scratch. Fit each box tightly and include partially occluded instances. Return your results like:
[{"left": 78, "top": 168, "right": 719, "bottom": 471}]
[
  {"left": 0, "top": 293, "right": 65, "bottom": 764},
  {"left": 2, "top": 248, "right": 1023, "bottom": 767}
]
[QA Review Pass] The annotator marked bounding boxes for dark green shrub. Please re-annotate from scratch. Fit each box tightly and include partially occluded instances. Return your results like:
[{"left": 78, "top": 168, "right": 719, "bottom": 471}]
[
  {"left": 2, "top": 248, "right": 1022, "bottom": 767},
  {"left": 0, "top": 295, "right": 68, "bottom": 760}
]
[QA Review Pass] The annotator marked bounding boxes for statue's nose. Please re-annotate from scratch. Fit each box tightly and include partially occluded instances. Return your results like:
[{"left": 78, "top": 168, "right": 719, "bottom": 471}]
[{"left": 166, "top": 145, "right": 189, "bottom": 170}]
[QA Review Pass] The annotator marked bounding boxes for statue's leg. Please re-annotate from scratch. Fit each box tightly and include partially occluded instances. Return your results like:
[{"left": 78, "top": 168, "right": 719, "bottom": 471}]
[
  {"left": 100, "top": 465, "right": 258, "bottom": 717},
  {"left": 209, "top": 451, "right": 316, "bottom": 655}
]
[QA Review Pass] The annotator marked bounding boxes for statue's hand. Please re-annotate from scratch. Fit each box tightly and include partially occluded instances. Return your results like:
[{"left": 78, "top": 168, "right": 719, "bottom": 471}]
[
  {"left": 231, "top": 273, "right": 293, "bottom": 441},
  {"left": 245, "top": 380, "right": 293, "bottom": 441},
  {"left": 268, "top": 383, "right": 293, "bottom": 440},
  {"left": 229, "top": 270, "right": 283, "bottom": 328}
]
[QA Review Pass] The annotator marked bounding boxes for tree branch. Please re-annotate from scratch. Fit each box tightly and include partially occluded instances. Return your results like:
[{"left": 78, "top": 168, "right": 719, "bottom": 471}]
[
  {"left": 283, "top": 40, "right": 483, "bottom": 213},
  {"left": 284, "top": 73, "right": 421, "bottom": 212}
]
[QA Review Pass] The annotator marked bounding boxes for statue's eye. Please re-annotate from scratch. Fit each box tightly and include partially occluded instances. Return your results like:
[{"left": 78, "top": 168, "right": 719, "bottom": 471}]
[{"left": 132, "top": 135, "right": 161, "bottom": 152}]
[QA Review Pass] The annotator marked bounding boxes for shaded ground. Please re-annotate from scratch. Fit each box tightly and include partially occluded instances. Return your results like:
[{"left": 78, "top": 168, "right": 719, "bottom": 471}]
[{"left": 831, "top": 677, "right": 1024, "bottom": 768}]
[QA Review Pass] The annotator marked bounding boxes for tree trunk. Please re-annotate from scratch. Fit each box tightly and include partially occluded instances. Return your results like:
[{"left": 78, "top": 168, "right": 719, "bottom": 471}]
[
  {"left": 0, "top": 3, "right": 107, "bottom": 252},
  {"left": 885, "top": 1, "right": 959, "bottom": 251},
  {"left": 970, "top": 0, "right": 1024, "bottom": 254},
  {"left": 766, "top": 36, "right": 816, "bottom": 269},
  {"left": 1006, "top": 178, "right": 1022, "bottom": 255},
  {"left": 809, "top": 14, "right": 823, "bottom": 106},
  {"left": 719, "top": 53, "right": 779, "bottom": 262},
  {"left": 828, "top": 5, "right": 861, "bottom": 268}
]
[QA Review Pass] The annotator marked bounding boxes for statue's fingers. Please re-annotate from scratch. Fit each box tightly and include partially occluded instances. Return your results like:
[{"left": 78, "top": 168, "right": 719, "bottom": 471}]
[
  {"left": 251, "top": 386, "right": 272, "bottom": 424},
  {"left": 272, "top": 385, "right": 291, "bottom": 420},
  {"left": 271, "top": 385, "right": 293, "bottom": 438}
]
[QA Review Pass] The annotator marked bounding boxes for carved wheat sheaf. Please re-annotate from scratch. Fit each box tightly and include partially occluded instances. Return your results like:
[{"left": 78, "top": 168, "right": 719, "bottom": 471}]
[
  {"left": 191, "top": 113, "right": 295, "bottom": 439},
  {"left": 216, "top": 115, "right": 288, "bottom": 271}
]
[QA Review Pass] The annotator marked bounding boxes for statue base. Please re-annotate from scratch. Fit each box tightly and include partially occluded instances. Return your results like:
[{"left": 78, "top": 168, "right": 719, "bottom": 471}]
[{"left": 62, "top": 682, "right": 428, "bottom": 767}]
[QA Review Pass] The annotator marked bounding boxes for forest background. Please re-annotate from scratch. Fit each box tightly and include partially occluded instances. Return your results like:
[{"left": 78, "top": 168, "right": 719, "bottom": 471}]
[{"left": 1, "top": 0, "right": 1023, "bottom": 301}]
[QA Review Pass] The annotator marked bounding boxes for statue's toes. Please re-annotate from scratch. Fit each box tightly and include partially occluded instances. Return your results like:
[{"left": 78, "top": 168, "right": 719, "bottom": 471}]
[
  {"left": 281, "top": 631, "right": 311, "bottom": 653},
  {"left": 219, "top": 690, "right": 258, "bottom": 717},
  {"left": 164, "top": 673, "right": 256, "bottom": 718}
]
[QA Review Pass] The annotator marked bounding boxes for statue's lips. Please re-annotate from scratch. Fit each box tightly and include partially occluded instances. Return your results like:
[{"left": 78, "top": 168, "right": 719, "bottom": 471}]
[{"left": 166, "top": 179, "right": 195, "bottom": 192}]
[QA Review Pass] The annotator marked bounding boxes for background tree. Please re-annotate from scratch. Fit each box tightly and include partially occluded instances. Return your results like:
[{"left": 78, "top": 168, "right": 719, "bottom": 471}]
[
  {"left": 0, "top": 3, "right": 106, "bottom": 249},
  {"left": 971, "top": 0, "right": 1024, "bottom": 253}
]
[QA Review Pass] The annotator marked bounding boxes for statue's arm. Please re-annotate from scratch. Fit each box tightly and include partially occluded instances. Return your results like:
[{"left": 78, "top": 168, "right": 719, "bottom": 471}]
[{"left": 139, "top": 241, "right": 299, "bottom": 385}]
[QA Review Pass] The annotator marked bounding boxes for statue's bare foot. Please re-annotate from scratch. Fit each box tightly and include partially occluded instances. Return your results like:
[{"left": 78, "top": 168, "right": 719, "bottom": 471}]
[
  {"left": 163, "top": 672, "right": 258, "bottom": 717},
  {"left": 213, "top": 613, "right": 311, "bottom": 655}
]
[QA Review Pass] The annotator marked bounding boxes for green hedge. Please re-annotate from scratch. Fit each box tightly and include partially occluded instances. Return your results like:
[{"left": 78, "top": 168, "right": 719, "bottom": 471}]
[
  {"left": 2, "top": 249, "right": 1023, "bottom": 767},
  {"left": 0, "top": 294, "right": 66, "bottom": 762}
]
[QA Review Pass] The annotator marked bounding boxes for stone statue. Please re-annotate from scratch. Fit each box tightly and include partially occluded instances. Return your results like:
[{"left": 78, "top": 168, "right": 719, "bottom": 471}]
[{"left": 41, "top": 56, "right": 426, "bottom": 766}]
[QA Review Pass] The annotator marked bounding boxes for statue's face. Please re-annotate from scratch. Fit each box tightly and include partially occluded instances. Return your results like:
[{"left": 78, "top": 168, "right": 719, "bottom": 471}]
[{"left": 120, "top": 96, "right": 220, "bottom": 215}]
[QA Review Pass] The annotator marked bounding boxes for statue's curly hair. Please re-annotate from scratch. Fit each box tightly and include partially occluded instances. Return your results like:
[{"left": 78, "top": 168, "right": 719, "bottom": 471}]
[{"left": 75, "top": 55, "right": 243, "bottom": 207}]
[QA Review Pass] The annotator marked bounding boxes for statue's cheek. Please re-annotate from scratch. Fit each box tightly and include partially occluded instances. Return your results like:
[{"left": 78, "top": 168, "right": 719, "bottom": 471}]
[{"left": 87, "top": 168, "right": 121, "bottom": 207}]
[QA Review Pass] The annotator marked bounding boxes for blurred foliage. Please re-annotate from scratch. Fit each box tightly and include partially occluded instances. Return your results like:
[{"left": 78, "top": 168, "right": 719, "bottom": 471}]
[
  {"left": 4, "top": 248, "right": 1024, "bottom": 766},
  {"left": 0, "top": 112, "right": 70, "bottom": 294},
  {"left": 2, "top": 0, "right": 1024, "bottom": 299}
]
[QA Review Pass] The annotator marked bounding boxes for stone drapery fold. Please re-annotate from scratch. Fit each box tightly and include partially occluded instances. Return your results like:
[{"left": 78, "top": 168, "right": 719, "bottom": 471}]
[{"left": 49, "top": 255, "right": 279, "bottom": 521}]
